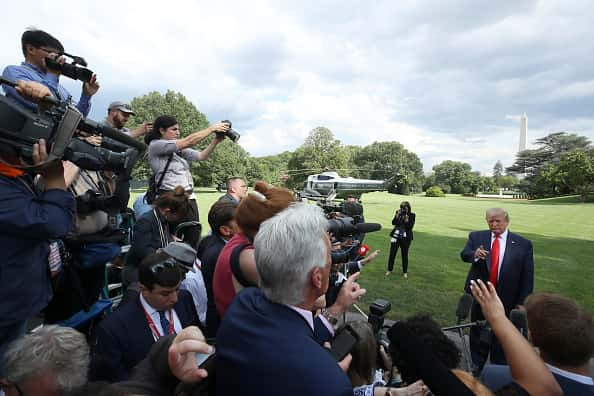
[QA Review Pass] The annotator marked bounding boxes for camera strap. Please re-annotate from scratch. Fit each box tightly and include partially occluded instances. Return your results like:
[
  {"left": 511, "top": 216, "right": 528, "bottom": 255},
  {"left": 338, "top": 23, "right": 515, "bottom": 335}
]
[{"left": 155, "top": 154, "right": 174, "bottom": 191}]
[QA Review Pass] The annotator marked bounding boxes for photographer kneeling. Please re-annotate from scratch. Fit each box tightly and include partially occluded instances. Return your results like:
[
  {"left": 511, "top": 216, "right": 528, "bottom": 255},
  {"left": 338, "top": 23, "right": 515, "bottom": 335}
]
[{"left": 0, "top": 82, "right": 75, "bottom": 375}]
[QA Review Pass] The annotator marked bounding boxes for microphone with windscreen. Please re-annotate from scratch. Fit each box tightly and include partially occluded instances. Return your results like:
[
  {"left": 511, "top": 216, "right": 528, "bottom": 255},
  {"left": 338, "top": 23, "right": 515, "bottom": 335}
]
[
  {"left": 456, "top": 293, "right": 474, "bottom": 324},
  {"left": 510, "top": 309, "right": 528, "bottom": 339}
]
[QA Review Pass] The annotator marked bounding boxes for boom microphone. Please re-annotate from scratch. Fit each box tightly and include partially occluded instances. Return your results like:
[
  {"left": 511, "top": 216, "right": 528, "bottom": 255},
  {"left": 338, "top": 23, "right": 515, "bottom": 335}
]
[
  {"left": 510, "top": 309, "right": 528, "bottom": 339},
  {"left": 456, "top": 293, "right": 474, "bottom": 324},
  {"left": 354, "top": 222, "right": 382, "bottom": 233}
]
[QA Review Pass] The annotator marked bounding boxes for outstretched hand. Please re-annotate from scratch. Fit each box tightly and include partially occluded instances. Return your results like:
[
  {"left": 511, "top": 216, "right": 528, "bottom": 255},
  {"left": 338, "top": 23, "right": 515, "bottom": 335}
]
[
  {"left": 329, "top": 272, "right": 366, "bottom": 316},
  {"left": 469, "top": 279, "right": 505, "bottom": 323},
  {"left": 168, "top": 326, "right": 213, "bottom": 383},
  {"left": 83, "top": 74, "right": 100, "bottom": 97}
]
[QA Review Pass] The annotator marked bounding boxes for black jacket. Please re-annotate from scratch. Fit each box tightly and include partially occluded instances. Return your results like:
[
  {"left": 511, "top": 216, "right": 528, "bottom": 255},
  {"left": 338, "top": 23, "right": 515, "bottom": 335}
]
[
  {"left": 126, "top": 209, "right": 172, "bottom": 269},
  {"left": 390, "top": 211, "right": 415, "bottom": 241},
  {"left": 91, "top": 289, "right": 200, "bottom": 382}
]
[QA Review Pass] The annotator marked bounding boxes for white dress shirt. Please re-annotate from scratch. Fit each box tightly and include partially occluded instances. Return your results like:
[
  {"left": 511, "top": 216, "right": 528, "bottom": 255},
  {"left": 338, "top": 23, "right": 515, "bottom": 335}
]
[{"left": 139, "top": 293, "right": 183, "bottom": 340}]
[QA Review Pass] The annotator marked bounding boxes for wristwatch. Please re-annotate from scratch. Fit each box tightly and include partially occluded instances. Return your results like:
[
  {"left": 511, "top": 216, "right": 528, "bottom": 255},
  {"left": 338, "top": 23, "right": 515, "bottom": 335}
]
[{"left": 320, "top": 308, "right": 339, "bottom": 326}]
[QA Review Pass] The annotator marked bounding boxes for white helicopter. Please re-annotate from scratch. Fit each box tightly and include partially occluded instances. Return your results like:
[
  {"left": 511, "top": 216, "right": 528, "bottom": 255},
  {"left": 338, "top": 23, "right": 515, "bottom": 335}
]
[{"left": 296, "top": 171, "right": 386, "bottom": 200}]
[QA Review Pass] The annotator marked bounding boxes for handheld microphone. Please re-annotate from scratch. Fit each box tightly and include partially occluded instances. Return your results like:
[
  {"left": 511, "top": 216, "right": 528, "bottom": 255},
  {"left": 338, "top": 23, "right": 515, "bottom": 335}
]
[
  {"left": 510, "top": 309, "right": 528, "bottom": 339},
  {"left": 456, "top": 293, "right": 474, "bottom": 324}
]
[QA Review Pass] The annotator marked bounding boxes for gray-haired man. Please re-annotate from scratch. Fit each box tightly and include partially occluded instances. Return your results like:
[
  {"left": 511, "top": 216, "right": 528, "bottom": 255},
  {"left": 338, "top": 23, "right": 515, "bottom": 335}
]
[
  {"left": 0, "top": 326, "right": 89, "bottom": 396},
  {"left": 216, "top": 203, "right": 365, "bottom": 396}
]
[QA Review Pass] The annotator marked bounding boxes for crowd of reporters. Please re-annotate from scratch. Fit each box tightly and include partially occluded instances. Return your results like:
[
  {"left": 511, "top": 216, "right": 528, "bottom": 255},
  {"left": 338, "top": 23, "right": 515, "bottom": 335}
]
[{"left": 0, "top": 28, "right": 593, "bottom": 396}]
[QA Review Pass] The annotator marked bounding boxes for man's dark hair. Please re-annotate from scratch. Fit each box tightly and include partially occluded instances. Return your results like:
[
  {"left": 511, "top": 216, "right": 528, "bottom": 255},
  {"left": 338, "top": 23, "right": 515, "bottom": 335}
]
[
  {"left": 208, "top": 201, "right": 237, "bottom": 236},
  {"left": 389, "top": 315, "right": 461, "bottom": 384},
  {"left": 525, "top": 292, "right": 594, "bottom": 367},
  {"left": 139, "top": 252, "right": 182, "bottom": 290},
  {"left": 21, "top": 29, "right": 64, "bottom": 57},
  {"left": 226, "top": 176, "right": 244, "bottom": 191}
]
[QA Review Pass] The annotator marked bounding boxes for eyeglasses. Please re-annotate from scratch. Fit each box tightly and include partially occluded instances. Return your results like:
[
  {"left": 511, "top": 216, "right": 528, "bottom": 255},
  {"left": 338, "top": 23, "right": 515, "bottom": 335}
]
[
  {"left": 149, "top": 258, "right": 178, "bottom": 274},
  {"left": 37, "top": 47, "right": 59, "bottom": 55}
]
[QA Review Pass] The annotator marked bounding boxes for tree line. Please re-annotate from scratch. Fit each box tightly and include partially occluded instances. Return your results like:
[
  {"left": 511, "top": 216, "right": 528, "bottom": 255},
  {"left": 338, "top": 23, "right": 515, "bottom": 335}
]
[{"left": 127, "top": 91, "right": 593, "bottom": 201}]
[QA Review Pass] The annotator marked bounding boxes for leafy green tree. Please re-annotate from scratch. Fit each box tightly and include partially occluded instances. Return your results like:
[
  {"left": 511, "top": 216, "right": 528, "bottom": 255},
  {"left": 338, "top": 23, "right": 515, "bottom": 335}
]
[
  {"left": 495, "top": 175, "right": 519, "bottom": 190},
  {"left": 250, "top": 151, "right": 292, "bottom": 185},
  {"left": 286, "top": 127, "right": 348, "bottom": 188},
  {"left": 493, "top": 160, "right": 504, "bottom": 177},
  {"left": 551, "top": 149, "right": 594, "bottom": 202},
  {"left": 191, "top": 139, "right": 251, "bottom": 187},
  {"left": 507, "top": 132, "right": 592, "bottom": 198},
  {"left": 432, "top": 160, "right": 475, "bottom": 194},
  {"left": 422, "top": 173, "right": 436, "bottom": 192},
  {"left": 353, "top": 141, "right": 424, "bottom": 194}
]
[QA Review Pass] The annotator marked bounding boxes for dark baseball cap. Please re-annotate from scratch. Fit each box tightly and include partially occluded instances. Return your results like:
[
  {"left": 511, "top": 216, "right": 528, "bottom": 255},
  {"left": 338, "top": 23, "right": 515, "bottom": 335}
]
[
  {"left": 108, "top": 101, "right": 135, "bottom": 115},
  {"left": 158, "top": 242, "right": 196, "bottom": 272}
]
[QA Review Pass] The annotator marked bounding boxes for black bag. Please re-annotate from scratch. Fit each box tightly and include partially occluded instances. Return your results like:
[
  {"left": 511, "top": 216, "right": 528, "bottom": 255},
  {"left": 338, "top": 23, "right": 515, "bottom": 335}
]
[{"left": 144, "top": 154, "right": 174, "bottom": 204}]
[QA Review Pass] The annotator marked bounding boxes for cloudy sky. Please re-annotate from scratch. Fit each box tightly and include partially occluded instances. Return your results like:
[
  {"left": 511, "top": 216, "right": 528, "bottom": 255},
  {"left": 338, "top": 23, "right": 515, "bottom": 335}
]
[{"left": 2, "top": 0, "right": 594, "bottom": 174}]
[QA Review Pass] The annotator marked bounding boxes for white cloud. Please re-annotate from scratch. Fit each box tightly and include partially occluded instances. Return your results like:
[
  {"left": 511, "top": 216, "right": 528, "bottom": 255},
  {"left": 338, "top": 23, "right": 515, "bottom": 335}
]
[{"left": 1, "top": 0, "right": 593, "bottom": 176}]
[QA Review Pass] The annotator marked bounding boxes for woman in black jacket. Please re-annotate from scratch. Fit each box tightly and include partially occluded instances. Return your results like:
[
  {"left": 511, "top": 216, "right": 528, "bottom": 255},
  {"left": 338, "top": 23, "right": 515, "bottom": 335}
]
[
  {"left": 123, "top": 186, "right": 191, "bottom": 287},
  {"left": 386, "top": 201, "right": 415, "bottom": 278}
]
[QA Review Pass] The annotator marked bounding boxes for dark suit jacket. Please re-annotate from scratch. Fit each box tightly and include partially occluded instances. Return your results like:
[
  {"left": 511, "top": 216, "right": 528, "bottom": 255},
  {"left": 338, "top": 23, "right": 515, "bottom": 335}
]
[
  {"left": 92, "top": 289, "right": 200, "bottom": 382},
  {"left": 461, "top": 230, "right": 534, "bottom": 314},
  {"left": 216, "top": 288, "right": 351, "bottom": 396},
  {"left": 125, "top": 209, "right": 172, "bottom": 270},
  {"left": 200, "top": 235, "right": 226, "bottom": 337}
]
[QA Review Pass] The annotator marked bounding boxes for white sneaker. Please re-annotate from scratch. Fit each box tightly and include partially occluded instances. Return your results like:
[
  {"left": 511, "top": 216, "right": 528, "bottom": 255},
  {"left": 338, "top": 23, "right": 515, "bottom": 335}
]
[{"left": 403, "top": 273, "right": 408, "bottom": 279}]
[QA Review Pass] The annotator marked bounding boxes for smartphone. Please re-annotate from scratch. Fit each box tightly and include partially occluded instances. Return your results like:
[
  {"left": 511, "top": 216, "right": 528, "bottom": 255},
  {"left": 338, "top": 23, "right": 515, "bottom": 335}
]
[
  {"left": 195, "top": 346, "right": 216, "bottom": 368},
  {"left": 329, "top": 324, "right": 360, "bottom": 361}
]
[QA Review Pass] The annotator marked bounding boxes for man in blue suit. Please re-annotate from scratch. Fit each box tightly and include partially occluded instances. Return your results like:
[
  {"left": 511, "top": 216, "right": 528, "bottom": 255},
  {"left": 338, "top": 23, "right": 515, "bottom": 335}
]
[
  {"left": 92, "top": 252, "right": 200, "bottom": 382},
  {"left": 461, "top": 208, "right": 534, "bottom": 369},
  {"left": 216, "top": 203, "right": 364, "bottom": 396}
]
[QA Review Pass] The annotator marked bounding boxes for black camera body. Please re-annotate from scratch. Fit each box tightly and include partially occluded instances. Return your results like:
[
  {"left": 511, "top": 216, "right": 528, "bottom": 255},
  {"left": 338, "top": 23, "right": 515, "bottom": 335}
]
[
  {"left": 0, "top": 93, "right": 145, "bottom": 172},
  {"left": 76, "top": 190, "right": 121, "bottom": 216},
  {"left": 217, "top": 120, "right": 240, "bottom": 142},
  {"left": 45, "top": 55, "right": 94, "bottom": 83}
]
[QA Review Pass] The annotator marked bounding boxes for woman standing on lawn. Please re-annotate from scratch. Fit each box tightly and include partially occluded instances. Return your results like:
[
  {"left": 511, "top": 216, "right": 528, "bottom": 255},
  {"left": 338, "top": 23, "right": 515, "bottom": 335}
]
[{"left": 386, "top": 201, "right": 415, "bottom": 278}]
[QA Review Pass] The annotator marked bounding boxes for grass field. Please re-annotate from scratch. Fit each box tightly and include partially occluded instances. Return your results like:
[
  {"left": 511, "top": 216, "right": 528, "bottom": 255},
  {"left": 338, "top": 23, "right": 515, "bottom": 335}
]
[{"left": 131, "top": 189, "right": 594, "bottom": 325}]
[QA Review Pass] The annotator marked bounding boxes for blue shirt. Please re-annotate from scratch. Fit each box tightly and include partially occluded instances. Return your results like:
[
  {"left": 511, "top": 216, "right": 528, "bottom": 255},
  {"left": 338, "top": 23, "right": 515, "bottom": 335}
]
[
  {"left": 1, "top": 62, "right": 91, "bottom": 116},
  {"left": 0, "top": 173, "right": 76, "bottom": 326}
]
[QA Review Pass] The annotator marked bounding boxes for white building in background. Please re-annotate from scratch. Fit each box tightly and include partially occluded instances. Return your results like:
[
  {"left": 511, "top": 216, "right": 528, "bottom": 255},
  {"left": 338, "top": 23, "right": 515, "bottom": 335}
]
[{"left": 519, "top": 113, "right": 528, "bottom": 152}]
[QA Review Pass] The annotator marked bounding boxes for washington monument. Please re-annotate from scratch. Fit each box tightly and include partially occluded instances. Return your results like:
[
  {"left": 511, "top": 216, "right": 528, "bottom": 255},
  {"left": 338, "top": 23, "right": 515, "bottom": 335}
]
[{"left": 519, "top": 113, "right": 528, "bottom": 151}]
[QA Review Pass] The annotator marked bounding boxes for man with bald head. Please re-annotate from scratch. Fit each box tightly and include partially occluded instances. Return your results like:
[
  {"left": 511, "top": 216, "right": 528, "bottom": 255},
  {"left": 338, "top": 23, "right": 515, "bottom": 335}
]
[{"left": 461, "top": 208, "right": 534, "bottom": 370}]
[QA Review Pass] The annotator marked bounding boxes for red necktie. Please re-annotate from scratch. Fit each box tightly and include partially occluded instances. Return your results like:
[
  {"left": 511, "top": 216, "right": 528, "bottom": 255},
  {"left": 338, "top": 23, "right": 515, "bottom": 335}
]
[{"left": 489, "top": 233, "right": 500, "bottom": 288}]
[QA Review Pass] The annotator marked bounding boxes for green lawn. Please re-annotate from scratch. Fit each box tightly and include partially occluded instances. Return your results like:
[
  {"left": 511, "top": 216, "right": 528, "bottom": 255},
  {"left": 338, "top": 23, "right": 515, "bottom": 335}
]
[{"left": 131, "top": 189, "right": 594, "bottom": 325}]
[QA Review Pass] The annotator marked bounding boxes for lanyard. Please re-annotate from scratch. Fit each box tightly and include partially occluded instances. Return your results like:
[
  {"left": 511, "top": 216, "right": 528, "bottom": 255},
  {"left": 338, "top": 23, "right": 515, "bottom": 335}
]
[{"left": 142, "top": 306, "right": 174, "bottom": 340}]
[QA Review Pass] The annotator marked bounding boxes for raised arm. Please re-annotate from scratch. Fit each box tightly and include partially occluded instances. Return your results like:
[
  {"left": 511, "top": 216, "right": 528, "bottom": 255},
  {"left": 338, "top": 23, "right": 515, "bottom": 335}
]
[
  {"left": 175, "top": 122, "right": 229, "bottom": 151},
  {"left": 470, "top": 279, "right": 562, "bottom": 396}
]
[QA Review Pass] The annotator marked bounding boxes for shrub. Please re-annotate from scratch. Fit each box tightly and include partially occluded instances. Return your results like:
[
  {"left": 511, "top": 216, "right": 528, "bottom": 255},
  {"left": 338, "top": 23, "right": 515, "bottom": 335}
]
[{"left": 426, "top": 186, "right": 445, "bottom": 197}]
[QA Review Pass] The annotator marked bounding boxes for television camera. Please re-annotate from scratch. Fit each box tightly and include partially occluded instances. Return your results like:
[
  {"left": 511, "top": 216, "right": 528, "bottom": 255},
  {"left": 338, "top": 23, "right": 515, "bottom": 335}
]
[
  {"left": 0, "top": 77, "right": 145, "bottom": 172},
  {"left": 45, "top": 52, "right": 94, "bottom": 83},
  {"left": 319, "top": 196, "right": 381, "bottom": 264}
]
